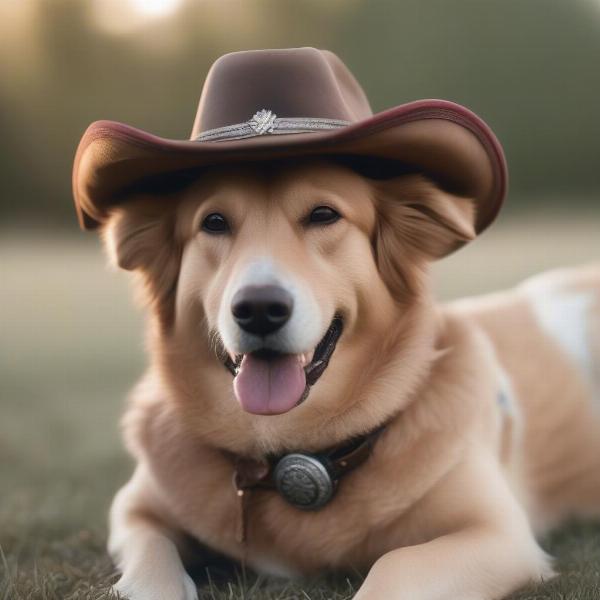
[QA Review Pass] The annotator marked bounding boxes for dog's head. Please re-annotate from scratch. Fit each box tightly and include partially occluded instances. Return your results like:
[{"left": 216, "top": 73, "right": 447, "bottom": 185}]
[{"left": 102, "top": 159, "right": 476, "bottom": 445}]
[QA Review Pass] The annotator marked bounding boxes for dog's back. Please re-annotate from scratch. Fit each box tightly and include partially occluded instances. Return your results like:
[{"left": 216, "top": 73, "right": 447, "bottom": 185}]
[{"left": 448, "top": 264, "right": 600, "bottom": 530}]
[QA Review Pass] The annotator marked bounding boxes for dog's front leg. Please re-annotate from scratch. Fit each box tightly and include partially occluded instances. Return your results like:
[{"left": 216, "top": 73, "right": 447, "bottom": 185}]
[
  {"left": 354, "top": 455, "right": 553, "bottom": 600},
  {"left": 108, "top": 466, "right": 198, "bottom": 600}
]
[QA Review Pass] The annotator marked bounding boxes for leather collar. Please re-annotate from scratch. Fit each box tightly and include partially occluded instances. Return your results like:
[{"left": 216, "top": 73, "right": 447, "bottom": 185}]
[
  {"left": 232, "top": 425, "right": 385, "bottom": 513},
  {"left": 235, "top": 425, "right": 385, "bottom": 490}
]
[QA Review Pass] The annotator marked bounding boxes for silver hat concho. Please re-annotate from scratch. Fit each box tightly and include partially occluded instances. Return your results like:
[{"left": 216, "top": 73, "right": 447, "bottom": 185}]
[{"left": 273, "top": 453, "right": 334, "bottom": 510}]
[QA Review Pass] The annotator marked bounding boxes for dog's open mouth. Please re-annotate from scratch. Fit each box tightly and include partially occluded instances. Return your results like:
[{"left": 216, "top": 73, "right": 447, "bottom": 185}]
[{"left": 222, "top": 317, "right": 343, "bottom": 415}]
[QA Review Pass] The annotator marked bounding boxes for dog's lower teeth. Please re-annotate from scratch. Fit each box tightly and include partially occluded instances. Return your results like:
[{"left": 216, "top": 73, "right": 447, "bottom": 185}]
[
  {"left": 305, "top": 356, "right": 335, "bottom": 385},
  {"left": 305, "top": 359, "right": 324, "bottom": 376}
]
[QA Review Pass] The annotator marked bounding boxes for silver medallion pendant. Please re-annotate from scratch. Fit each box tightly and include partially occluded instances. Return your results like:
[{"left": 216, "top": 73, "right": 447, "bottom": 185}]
[{"left": 273, "top": 453, "right": 334, "bottom": 510}]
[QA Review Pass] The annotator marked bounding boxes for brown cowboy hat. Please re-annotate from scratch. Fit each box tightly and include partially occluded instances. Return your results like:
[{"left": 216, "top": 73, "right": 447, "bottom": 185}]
[{"left": 73, "top": 47, "right": 507, "bottom": 237}]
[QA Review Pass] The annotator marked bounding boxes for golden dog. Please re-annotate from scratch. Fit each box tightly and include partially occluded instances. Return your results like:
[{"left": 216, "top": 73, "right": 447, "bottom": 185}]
[{"left": 101, "top": 160, "right": 600, "bottom": 600}]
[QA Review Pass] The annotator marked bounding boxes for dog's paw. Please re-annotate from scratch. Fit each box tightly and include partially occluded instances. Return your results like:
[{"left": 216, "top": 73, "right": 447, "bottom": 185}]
[
  {"left": 111, "top": 570, "right": 198, "bottom": 600},
  {"left": 180, "top": 573, "right": 199, "bottom": 600}
]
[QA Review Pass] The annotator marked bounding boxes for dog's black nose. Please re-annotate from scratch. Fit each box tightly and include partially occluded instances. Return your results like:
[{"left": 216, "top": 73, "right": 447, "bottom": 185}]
[{"left": 231, "top": 285, "right": 293, "bottom": 336}]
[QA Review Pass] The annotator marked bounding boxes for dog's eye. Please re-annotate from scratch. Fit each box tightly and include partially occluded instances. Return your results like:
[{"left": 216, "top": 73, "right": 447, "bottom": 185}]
[
  {"left": 201, "top": 213, "right": 230, "bottom": 234},
  {"left": 307, "top": 206, "right": 340, "bottom": 226}
]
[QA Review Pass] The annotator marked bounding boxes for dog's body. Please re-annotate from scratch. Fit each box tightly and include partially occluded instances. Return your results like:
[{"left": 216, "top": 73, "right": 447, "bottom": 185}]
[
  {"left": 453, "top": 266, "right": 600, "bottom": 530},
  {"left": 103, "top": 162, "right": 600, "bottom": 600}
]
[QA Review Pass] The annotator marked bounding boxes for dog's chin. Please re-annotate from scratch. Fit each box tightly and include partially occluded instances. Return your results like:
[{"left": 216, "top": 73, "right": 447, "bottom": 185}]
[{"left": 225, "top": 317, "right": 343, "bottom": 416}]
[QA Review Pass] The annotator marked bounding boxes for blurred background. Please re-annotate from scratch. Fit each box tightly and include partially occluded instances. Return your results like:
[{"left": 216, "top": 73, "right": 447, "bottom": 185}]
[
  {"left": 1, "top": 0, "right": 599, "bottom": 596},
  {"left": 2, "top": 0, "right": 600, "bottom": 225}
]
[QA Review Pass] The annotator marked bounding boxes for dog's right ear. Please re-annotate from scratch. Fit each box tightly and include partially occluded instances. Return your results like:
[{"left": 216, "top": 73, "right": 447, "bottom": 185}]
[
  {"left": 102, "top": 197, "right": 182, "bottom": 321},
  {"left": 372, "top": 175, "right": 476, "bottom": 298}
]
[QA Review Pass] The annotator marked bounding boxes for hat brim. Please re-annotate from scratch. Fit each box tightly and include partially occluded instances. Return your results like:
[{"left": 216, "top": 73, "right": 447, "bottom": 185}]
[{"left": 73, "top": 99, "right": 507, "bottom": 235}]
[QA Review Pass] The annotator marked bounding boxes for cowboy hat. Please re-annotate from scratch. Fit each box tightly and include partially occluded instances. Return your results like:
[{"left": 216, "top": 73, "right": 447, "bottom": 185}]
[{"left": 72, "top": 47, "right": 507, "bottom": 240}]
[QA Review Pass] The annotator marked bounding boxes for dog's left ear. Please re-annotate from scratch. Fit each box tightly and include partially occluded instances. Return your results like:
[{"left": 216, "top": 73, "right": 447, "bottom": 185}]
[
  {"left": 373, "top": 175, "right": 476, "bottom": 295},
  {"left": 102, "top": 196, "right": 182, "bottom": 323}
]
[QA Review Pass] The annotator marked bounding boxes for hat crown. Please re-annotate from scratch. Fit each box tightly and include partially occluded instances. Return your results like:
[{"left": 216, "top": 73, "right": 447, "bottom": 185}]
[{"left": 191, "top": 47, "right": 373, "bottom": 139}]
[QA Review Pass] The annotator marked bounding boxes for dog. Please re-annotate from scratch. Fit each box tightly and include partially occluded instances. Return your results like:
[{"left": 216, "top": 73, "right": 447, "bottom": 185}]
[
  {"left": 71, "top": 47, "right": 600, "bottom": 600},
  {"left": 95, "top": 159, "right": 599, "bottom": 600}
]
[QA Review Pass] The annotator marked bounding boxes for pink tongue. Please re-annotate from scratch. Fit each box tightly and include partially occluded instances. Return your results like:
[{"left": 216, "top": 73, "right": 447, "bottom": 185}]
[{"left": 233, "top": 353, "right": 306, "bottom": 415}]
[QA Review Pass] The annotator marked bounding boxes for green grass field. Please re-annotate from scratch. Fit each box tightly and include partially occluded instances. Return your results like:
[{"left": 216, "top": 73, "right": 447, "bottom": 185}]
[{"left": 1, "top": 213, "right": 600, "bottom": 599}]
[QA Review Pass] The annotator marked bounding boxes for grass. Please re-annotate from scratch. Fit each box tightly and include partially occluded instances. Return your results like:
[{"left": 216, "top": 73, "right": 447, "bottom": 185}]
[{"left": 1, "top": 214, "right": 600, "bottom": 599}]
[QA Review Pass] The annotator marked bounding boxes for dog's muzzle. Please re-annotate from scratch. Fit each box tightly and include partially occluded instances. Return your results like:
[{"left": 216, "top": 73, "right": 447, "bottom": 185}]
[{"left": 221, "top": 316, "right": 344, "bottom": 415}]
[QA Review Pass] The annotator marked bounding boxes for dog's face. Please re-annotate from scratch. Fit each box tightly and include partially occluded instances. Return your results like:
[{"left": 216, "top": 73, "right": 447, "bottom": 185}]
[
  {"left": 105, "top": 160, "right": 475, "bottom": 437},
  {"left": 177, "top": 163, "right": 388, "bottom": 416}
]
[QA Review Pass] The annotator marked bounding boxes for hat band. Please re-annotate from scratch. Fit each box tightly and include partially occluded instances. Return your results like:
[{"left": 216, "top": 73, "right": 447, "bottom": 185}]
[{"left": 195, "top": 109, "right": 350, "bottom": 143}]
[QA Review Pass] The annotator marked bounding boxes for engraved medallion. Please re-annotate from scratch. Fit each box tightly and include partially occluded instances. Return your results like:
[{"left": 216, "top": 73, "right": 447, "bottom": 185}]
[{"left": 273, "top": 453, "right": 334, "bottom": 510}]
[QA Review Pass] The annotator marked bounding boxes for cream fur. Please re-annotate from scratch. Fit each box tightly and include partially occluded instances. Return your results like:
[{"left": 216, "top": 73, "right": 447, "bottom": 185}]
[
  {"left": 218, "top": 257, "right": 325, "bottom": 356},
  {"left": 99, "top": 161, "right": 599, "bottom": 600}
]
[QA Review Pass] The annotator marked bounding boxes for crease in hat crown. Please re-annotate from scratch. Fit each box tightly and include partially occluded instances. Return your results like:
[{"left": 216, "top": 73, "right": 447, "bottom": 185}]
[
  {"left": 189, "top": 47, "right": 373, "bottom": 138},
  {"left": 73, "top": 46, "right": 507, "bottom": 241}
]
